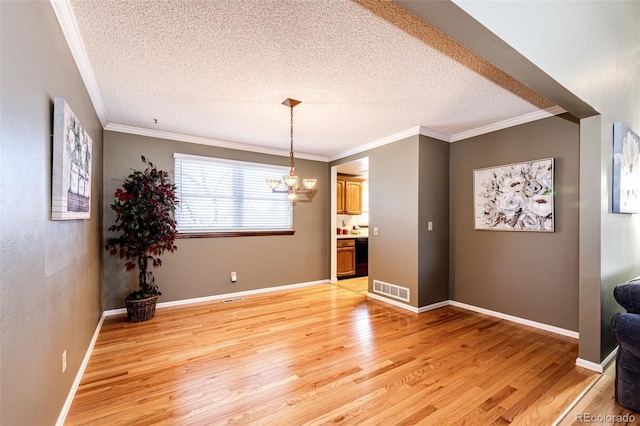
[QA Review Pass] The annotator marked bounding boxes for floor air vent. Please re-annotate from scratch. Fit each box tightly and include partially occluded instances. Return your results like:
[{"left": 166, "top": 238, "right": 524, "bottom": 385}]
[
  {"left": 223, "top": 297, "right": 244, "bottom": 304},
  {"left": 373, "top": 280, "right": 410, "bottom": 302}
]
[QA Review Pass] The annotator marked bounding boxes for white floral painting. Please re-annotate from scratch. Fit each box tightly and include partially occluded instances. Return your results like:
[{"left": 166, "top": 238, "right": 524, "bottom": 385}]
[
  {"left": 613, "top": 122, "right": 640, "bottom": 214},
  {"left": 474, "top": 158, "right": 554, "bottom": 232},
  {"left": 52, "top": 97, "right": 92, "bottom": 220}
]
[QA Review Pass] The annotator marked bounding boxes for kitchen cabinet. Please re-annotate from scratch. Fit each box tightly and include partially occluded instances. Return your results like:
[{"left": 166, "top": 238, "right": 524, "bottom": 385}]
[
  {"left": 337, "top": 179, "right": 345, "bottom": 213},
  {"left": 337, "top": 239, "right": 356, "bottom": 278},
  {"left": 337, "top": 175, "right": 363, "bottom": 215},
  {"left": 337, "top": 238, "right": 368, "bottom": 279}
]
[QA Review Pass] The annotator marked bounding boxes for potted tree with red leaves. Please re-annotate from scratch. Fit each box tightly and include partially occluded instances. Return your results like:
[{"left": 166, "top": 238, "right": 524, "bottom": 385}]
[{"left": 105, "top": 156, "right": 178, "bottom": 322}]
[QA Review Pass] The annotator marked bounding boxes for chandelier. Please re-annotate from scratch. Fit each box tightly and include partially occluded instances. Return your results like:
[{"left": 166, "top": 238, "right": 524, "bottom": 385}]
[{"left": 266, "top": 98, "right": 317, "bottom": 200}]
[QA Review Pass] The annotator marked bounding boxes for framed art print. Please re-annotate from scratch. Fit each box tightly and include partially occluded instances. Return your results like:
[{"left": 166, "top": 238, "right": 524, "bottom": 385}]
[
  {"left": 52, "top": 97, "right": 92, "bottom": 220},
  {"left": 613, "top": 122, "right": 640, "bottom": 214},
  {"left": 474, "top": 158, "right": 554, "bottom": 232}
]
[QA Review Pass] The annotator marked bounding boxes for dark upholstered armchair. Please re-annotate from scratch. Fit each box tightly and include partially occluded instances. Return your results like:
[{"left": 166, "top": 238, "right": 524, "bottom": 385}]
[{"left": 611, "top": 279, "right": 640, "bottom": 413}]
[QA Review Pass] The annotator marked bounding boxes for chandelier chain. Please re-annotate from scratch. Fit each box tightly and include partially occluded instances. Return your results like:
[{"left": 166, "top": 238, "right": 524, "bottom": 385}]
[{"left": 289, "top": 105, "right": 295, "bottom": 172}]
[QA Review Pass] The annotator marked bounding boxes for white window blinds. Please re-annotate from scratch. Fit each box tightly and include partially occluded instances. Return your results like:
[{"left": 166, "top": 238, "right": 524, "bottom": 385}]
[{"left": 174, "top": 153, "right": 293, "bottom": 233}]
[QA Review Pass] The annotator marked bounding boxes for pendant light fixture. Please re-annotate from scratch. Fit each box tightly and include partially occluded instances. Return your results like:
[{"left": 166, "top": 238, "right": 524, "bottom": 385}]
[{"left": 266, "top": 98, "right": 317, "bottom": 200}]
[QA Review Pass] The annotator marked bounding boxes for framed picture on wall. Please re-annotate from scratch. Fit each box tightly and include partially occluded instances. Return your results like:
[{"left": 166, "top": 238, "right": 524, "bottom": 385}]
[
  {"left": 52, "top": 97, "right": 92, "bottom": 220},
  {"left": 613, "top": 122, "right": 640, "bottom": 214},
  {"left": 474, "top": 158, "right": 554, "bottom": 232}
]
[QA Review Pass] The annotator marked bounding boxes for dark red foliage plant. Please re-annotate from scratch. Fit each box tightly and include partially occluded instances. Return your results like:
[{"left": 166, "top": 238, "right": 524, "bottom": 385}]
[{"left": 105, "top": 156, "right": 178, "bottom": 299}]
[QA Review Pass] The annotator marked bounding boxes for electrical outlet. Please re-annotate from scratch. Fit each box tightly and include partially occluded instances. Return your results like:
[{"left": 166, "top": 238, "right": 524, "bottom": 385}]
[
  {"left": 62, "top": 350, "right": 67, "bottom": 373},
  {"left": 231, "top": 272, "right": 237, "bottom": 283},
  {"left": 428, "top": 221, "right": 433, "bottom": 231}
]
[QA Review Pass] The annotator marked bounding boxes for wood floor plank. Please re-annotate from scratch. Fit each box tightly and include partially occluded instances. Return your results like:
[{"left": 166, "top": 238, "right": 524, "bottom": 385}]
[
  {"left": 556, "top": 360, "right": 639, "bottom": 425},
  {"left": 65, "top": 280, "right": 600, "bottom": 425}
]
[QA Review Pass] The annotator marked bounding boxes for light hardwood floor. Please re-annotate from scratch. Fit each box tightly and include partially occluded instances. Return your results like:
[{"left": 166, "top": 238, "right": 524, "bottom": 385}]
[
  {"left": 66, "top": 279, "right": 601, "bottom": 425},
  {"left": 556, "top": 360, "right": 639, "bottom": 425}
]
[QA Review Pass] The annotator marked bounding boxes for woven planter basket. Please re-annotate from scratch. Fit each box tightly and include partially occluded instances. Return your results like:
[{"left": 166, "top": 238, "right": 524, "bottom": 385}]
[{"left": 125, "top": 294, "right": 159, "bottom": 323}]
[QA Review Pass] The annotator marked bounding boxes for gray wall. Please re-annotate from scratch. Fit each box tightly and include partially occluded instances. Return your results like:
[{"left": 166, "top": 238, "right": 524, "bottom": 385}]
[
  {"left": 368, "top": 137, "right": 421, "bottom": 307},
  {"left": 578, "top": 116, "right": 605, "bottom": 363},
  {"left": 0, "top": 2, "right": 104, "bottom": 424},
  {"left": 450, "top": 114, "right": 580, "bottom": 331},
  {"left": 418, "top": 135, "right": 450, "bottom": 306},
  {"left": 103, "top": 131, "right": 329, "bottom": 309},
  {"left": 596, "top": 114, "right": 640, "bottom": 359}
]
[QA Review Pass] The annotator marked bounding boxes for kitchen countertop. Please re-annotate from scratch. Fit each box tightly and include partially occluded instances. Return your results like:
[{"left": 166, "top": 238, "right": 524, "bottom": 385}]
[{"left": 337, "top": 233, "right": 368, "bottom": 239}]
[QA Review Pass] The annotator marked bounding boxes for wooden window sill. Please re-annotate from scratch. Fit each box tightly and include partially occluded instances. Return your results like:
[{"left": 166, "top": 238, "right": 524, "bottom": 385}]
[{"left": 176, "top": 230, "right": 295, "bottom": 239}]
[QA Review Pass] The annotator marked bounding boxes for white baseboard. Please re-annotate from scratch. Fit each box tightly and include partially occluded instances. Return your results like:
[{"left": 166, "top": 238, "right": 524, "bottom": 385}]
[
  {"left": 449, "top": 301, "right": 579, "bottom": 339},
  {"left": 366, "top": 293, "right": 449, "bottom": 313},
  {"left": 601, "top": 346, "right": 618, "bottom": 368},
  {"left": 575, "top": 358, "right": 604, "bottom": 373},
  {"left": 367, "top": 291, "right": 419, "bottom": 312},
  {"left": 365, "top": 295, "right": 579, "bottom": 340},
  {"left": 575, "top": 346, "right": 618, "bottom": 373},
  {"left": 418, "top": 300, "right": 450, "bottom": 313},
  {"left": 104, "top": 279, "right": 330, "bottom": 316},
  {"left": 56, "top": 312, "right": 106, "bottom": 426}
]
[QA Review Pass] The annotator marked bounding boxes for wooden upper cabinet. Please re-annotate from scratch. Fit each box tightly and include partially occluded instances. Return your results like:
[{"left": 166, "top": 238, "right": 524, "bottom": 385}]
[
  {"left": 336, "top": 179, "right": 345, "bottom": 214},
  {"left": 344, "top": 180, "right": 362, "bottom": 214},
  {"left": 337, "top": 175, "right": 363, "bottom": 215}
]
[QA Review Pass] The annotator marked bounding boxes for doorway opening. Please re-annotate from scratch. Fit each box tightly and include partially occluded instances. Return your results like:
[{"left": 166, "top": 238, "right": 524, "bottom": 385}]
[{"left": 331, "top": 157, "right": 369, "bottom": 292}]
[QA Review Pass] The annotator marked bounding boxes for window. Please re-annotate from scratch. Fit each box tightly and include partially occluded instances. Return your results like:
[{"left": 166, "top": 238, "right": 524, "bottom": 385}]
[{"left": 174, "top": 153, "right": 293, "bottom": 235}]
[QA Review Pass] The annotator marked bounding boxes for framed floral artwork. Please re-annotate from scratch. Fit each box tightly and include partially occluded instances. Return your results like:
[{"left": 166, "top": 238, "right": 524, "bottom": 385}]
[
  {"left": 474, "top": 158, "right": 554, "bottom": 232},
  {"left": 52, "top": 97, "right": 92, "bottom": 220},
  {"left": 613, "top": 122, "right": 640, "bottom": 214}
]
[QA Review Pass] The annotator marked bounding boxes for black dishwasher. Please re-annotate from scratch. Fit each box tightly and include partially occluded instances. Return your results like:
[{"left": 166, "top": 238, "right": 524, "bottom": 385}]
[{"left": 355, "top": 238, "right": 368, "bottom": 277}]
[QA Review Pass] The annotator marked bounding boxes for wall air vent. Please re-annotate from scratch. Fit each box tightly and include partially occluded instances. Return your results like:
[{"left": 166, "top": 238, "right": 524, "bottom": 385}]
[
  {"left": 223, "top": 297, "right": 244, "bottom": 303},
  {"left": 373, "top": 280, "right": 410, "bottom": 302}
]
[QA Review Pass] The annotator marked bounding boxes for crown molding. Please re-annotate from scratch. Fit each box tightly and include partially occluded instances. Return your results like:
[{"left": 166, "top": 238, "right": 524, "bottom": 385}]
[
  {"left": 328, "top": 125, "right": 451, "bottom": 162},
  {"left": 107, "top": 104, "right": 564, "bottom": 164},
  {"left": 109, "top": 104, "right": 565, "bottom": 164},
  {"left": 105, "top": 123, "right": 329, "bottom": 162},
  {"left": 49, "top": 0, "right": 108, "bottom": 127},
  {"left": 329, "top": 106, "right": 566, "bottom": 162},
  {"left": 450, "top": 106, "right": 566, "bottom": 142}
]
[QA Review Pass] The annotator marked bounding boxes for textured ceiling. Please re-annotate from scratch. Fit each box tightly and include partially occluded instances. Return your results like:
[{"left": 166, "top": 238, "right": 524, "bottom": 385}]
[{"left": 59, "top": 0, "right": 561, "bottom": 161}]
